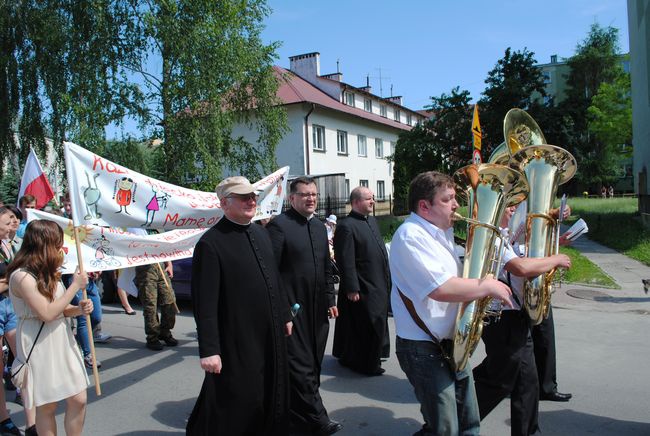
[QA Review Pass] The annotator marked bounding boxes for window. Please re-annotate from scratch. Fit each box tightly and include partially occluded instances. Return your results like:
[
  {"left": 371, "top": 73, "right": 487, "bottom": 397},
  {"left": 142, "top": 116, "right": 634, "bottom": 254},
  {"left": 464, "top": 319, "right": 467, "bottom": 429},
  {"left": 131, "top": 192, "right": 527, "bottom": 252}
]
[
  {"left": 359, "top": 179, "right": 369, "bottom": 188},
  {"left": 542, "top": 71, "right": 551, "bottom": 84},
  {"left": 345, "top": 179, "right": 350, "bottom": 199},
  {"left": 364, "top": 98, "right": 372, "bottom": 112},
  {"left": 394, "top": 109, "right": 401, "bottom": 122},
  {"left": 312, "top": 125, "right": 325, "bottom": 151},
  {"left": 337, "top": 130, "right": 348, "bottom": 155},
  {"left": 357, "top": 135, "right": 367, "bottom": 157},
  {"left": 375, "top": 138, "right": 384, "bottom": 158},
  {"left": 406, "top": 114, "right": 412, "bottom": 126},
  {"left": 377, "top": 181, "right": 385, "bottom": 200},
  {"left": 344, "top": 92, "right": 355, "bottom": 106},
  {"left": 380, "top": 104, "right": 387, "bottom": 117}
]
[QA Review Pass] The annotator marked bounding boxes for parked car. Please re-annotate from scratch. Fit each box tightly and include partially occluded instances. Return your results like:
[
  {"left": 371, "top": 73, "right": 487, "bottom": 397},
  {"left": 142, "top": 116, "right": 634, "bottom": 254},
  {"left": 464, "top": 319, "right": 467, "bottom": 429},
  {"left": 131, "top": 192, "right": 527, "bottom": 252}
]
[{"left": 170, "top": 258, "right": 192, "bottom": 299}]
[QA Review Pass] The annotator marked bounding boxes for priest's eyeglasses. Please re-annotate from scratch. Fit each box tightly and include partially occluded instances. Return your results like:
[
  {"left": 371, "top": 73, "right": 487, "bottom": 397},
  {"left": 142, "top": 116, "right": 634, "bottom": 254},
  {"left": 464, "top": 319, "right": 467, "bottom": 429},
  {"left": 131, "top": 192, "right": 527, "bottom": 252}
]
[{"left": 226, "top": 193, "right": 258, "bottom": 201}]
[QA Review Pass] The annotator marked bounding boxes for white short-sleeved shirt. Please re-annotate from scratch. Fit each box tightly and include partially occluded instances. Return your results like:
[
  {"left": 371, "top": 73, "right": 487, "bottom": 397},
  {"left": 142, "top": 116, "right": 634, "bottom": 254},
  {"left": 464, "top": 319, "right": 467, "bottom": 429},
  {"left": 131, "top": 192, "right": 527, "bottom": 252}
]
[
  {"left": 497, "top": 232, "right": 525, "bottom": 311},
  {"left": 389, "top": 213, "right": 463, "bottom": 341}
]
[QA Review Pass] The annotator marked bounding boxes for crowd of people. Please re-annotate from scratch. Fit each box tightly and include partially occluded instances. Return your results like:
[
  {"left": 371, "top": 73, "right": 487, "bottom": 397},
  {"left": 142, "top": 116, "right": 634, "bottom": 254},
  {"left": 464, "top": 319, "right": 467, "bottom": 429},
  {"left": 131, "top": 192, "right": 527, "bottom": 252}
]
[
  {"left": 0, "top": 171, "right": 575, "bottom": 435},
  {"left": 0, "top": 194, "right": 178, "bottom": 435}
]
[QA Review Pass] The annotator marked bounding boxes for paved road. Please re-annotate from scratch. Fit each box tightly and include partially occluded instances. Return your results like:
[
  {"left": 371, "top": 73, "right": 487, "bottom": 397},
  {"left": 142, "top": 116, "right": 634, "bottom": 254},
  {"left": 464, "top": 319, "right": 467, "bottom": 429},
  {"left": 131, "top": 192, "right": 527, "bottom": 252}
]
[{"left": 6, "top": 236, "right": 650, "bottom": 435}]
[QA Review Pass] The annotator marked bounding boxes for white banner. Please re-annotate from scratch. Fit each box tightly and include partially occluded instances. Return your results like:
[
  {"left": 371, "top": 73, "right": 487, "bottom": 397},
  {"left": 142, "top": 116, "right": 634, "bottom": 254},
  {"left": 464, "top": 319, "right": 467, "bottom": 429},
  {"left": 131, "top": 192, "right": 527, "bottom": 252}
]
[
  {"left": 27, "top": 209, "right": 207, "bottom": 274},
  {"left": 64, "top": 141, "right": 289, "bottom": 229}
]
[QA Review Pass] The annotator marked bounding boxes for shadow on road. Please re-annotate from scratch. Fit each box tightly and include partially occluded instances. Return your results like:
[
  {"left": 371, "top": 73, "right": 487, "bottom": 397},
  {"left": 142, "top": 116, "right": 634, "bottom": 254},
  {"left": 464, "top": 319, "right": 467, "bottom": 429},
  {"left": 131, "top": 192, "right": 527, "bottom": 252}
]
[{"left": 539, "top": 409, "right": 650, "bottom": 435}]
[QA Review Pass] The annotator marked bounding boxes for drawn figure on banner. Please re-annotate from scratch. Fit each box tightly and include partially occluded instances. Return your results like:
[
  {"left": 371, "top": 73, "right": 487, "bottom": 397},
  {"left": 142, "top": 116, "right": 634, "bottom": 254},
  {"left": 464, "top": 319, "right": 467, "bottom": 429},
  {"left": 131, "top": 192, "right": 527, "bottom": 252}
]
[
  {"left": 90, "top": 234, "right": 121, "bottom": 268},
  {"left": 113, "top": 177, "right": 137, "bottom": 214},
  {"left": 82, "top": 171, "right": 102, "bottom": 220},
  {"left": 142, "top": 187, "right": 171, "bottom": 227}
]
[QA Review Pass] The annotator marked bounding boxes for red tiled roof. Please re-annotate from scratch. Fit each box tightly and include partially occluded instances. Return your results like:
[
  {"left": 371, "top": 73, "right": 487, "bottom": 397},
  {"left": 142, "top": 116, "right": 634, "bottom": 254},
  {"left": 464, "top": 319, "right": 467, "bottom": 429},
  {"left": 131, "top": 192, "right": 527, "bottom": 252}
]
[{"left": 274, "top": 66, "right": 412, "bottom": 131}]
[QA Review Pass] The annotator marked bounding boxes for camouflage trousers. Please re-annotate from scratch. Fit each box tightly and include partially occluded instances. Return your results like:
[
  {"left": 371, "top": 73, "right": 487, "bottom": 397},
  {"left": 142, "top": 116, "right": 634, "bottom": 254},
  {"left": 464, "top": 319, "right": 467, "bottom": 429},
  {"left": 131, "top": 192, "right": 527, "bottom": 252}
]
[{"left": 135, "top": 264, "right": 176, "bottom": 343}]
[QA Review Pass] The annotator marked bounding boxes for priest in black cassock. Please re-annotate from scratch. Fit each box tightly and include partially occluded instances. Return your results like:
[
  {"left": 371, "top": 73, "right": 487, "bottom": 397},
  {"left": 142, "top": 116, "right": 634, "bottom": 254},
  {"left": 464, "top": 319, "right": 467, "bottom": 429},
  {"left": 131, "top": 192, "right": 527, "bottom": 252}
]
[
  {"left": 266, "top": 176, "right": 342, "bottom": 435},
  {"left": 187, "top": 176, "right": 292, "bottom": 436},
  {"left": 332, "top": 186, "right": 391, "bottom": 376}
]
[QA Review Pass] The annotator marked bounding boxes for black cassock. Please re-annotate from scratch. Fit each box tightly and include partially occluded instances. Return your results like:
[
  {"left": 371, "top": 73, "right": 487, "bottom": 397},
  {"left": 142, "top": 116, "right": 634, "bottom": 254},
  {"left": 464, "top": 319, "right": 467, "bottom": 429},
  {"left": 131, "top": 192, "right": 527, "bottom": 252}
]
[
  {"left": 187, "top": 218, "right": 289, "bottom": 436},
  {"left": 266, "top": 208, "right": 335, "bottom": 431},
  {"left": 332, "top": 211, "right": 391, "bottom": 374}
]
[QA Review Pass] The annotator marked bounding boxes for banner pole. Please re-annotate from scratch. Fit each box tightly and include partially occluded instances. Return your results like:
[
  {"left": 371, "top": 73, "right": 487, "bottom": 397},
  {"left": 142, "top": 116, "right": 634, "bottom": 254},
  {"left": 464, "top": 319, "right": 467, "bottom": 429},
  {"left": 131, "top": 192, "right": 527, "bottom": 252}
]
[
  {"left": 73, "top": 227, "right": 102, "bottom": 395},
  {"left": 155, "top": 262, "right": 180, "bottom": 314}
]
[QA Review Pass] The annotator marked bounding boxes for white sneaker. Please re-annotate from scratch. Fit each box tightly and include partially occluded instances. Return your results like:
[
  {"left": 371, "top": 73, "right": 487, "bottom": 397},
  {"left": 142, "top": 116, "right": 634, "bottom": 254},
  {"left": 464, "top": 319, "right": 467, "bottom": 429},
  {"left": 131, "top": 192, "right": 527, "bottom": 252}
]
[{"left": 93, "top": 333, "right": 112, "bottom": 343}]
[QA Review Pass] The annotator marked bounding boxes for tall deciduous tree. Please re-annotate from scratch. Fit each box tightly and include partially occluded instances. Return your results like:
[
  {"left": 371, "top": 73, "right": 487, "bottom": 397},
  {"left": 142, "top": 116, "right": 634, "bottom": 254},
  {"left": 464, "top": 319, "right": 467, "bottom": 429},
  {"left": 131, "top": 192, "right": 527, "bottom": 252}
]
[
  {"left": 0, "top": 1, "right": 143, "bottom": 176},
  {"left": 127, "top": 0, "right": 287, "bottom": 189},
  {"left": 392, "top": 87, "right": 473, "bottom": 211},
  {"left": 561, "top": 23, "right": 626, "bottom": 188},
  {"left": 478, "top": 47, "right": 547, "bottom": 156},
  {"left": 2, "top": 0, "right": 287, "bottom": 190}
]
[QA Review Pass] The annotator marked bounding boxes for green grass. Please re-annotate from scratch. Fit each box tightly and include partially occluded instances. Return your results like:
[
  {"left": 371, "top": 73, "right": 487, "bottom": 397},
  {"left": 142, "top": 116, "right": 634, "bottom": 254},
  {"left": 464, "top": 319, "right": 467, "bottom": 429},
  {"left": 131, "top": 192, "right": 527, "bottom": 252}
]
[
  {"left": 559, "top": 246, "right": 619, "bottom": 288},
  {"left": 560, "top": 197, "right": 650, "bottom": 266}
]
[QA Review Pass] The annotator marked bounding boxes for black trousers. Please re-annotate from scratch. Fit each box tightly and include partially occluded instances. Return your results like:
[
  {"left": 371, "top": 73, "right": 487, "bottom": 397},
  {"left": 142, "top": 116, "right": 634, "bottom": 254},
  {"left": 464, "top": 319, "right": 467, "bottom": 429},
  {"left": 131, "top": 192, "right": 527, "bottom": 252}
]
[
  {"left": 474, "top": 310, "right": 540, "bottom": 436},
  {"left": 531, "top": 305, "right": 558, "bottom": 396}
]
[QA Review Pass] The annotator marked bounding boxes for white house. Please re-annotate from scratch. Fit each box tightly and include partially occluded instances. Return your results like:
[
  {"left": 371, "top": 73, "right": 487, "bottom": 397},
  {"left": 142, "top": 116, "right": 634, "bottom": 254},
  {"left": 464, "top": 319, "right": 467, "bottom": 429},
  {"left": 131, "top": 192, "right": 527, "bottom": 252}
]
[{"left": 232, "top": 52, "right": 426, "bottom": 211}]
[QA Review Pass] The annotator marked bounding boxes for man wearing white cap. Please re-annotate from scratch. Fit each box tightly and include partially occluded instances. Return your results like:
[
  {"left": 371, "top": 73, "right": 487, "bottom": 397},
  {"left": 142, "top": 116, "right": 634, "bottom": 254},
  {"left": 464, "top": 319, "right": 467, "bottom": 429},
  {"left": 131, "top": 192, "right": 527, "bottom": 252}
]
[{"left": 187, "top": 176, "right": 291, "bottom": 435}]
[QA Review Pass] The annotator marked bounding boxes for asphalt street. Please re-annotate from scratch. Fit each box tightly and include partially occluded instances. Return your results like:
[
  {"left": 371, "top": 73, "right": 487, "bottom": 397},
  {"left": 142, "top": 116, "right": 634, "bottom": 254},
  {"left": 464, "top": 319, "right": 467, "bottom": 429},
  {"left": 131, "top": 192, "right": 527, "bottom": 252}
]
[{"left": 5, "top": 235, "right": 650, "bottom": 435}]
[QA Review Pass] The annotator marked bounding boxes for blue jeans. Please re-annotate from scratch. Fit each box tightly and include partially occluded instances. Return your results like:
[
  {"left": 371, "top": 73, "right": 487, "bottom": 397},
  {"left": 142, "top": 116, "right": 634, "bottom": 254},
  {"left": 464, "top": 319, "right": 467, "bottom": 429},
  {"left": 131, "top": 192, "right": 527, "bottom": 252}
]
[
  {"left": 70, "top": 281, "right": 102, "bottom": 357},
  {"left": 396, "top": 337, "right": 480, "bottom": 436}
]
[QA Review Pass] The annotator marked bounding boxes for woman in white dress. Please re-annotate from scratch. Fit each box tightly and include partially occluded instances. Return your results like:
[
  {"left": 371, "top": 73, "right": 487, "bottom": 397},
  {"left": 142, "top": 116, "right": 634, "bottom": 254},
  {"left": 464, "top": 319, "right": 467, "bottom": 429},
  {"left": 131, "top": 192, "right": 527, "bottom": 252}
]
[{"left": 7, "top": 219, "right": 92, "bottom": 436}]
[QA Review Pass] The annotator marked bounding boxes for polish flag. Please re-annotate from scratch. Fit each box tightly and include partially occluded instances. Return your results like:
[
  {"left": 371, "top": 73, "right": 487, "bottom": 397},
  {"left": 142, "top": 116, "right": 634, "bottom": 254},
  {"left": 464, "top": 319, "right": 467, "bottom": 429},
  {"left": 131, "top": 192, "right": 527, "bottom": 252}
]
[{"left": 18, "top": 148, "right": 55, "bottom": 209}]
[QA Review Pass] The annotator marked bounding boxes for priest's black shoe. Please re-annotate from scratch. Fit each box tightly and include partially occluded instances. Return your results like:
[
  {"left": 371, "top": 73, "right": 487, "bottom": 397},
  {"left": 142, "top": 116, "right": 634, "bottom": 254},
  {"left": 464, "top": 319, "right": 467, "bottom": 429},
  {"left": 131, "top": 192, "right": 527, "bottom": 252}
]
[
  {"left": 317, "top": 420, "right": 342, "bottom": 435},
  {"left": 540, "top": 391, "right": 572, "bottom": 402}
]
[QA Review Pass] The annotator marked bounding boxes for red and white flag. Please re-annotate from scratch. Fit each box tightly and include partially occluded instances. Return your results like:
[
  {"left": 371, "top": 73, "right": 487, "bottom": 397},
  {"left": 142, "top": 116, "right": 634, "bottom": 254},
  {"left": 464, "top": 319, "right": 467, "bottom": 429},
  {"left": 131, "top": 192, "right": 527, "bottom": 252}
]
[{"left": 18, "top": 148, "right": 55, "bottom": 209}]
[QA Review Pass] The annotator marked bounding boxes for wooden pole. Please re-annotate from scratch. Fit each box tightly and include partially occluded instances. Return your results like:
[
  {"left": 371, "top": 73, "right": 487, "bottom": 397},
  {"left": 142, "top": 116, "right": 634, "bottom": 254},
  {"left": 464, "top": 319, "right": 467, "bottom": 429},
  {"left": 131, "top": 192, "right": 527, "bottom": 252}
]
[
  {"left": 155, "top": 262, "right": 180, "bottom": 314},
  {"left": 73, "top": 227, "right": 101, "bottom": 395}
]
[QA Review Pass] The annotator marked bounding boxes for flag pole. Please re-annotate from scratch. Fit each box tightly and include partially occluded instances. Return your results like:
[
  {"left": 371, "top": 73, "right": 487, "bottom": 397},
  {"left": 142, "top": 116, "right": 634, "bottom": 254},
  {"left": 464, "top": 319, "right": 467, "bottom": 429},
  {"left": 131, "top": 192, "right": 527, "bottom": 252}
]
[{"left": 74, "top": 226, "right": 102, "bottom": 395}]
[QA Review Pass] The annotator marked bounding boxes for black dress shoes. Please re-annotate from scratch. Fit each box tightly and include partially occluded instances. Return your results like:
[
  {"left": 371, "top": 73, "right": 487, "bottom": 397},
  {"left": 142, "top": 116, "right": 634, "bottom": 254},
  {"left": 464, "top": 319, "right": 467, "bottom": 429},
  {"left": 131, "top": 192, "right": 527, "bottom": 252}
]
[
  {"left": 317, "top": 420, "right": 343, "bottom": 435},
  {"left": 540, "top": 391, "right": 572, "bottom": 402}
]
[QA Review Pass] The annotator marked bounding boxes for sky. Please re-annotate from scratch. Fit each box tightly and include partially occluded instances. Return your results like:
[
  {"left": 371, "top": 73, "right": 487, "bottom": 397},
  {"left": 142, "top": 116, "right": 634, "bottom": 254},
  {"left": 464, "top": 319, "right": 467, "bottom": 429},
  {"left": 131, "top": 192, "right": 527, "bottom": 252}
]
[
  {"left": 106, "top": 0, "right": 629, "bottom": 139},
  {"left": 262, "top": 0, "right": 630, "bottom": 110}
]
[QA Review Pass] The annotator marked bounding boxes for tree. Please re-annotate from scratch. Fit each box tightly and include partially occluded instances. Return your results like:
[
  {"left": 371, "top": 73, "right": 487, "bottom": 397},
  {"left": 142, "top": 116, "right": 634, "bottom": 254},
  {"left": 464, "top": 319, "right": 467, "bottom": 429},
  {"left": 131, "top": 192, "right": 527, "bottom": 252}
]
[
  {"left": 392, "top": 87, "right": 473, "bottom": 211},
  {"left": 127, "top": 0, "right": 287, "bottom": 189},
  {"left": 478, "top": 47, "right": 547, "bottom": 156},
  {"left": 561, "top": 23, "right": 626, "bottom": 189},
  {"left": 0, "top": 1, "right": 144, "bottom": 177},
  {"left": 587, "top": 71, "right": 632, "bottom": 157},
  {"left": 2, "top": 0, "right": 287, "bottom": 190}
]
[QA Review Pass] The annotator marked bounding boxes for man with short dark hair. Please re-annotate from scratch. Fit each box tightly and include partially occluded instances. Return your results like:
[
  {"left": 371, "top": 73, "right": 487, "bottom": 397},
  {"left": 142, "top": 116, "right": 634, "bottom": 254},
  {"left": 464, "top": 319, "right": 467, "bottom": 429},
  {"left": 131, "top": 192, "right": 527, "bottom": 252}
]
[
  {"left": 332, "top": 186, "right": 390, "bottom": 376},
  {"left": 266, "top": 176, "right": 341, "bottom": 435},
  {"left": 187, "top": 176, "right": 291, "bottom": 435},
  {"left": 16, "top": 195, "right": 36, "bottom": 238},
  {"left": 390, "top": 171, "right": 513, "bottom": 436}
]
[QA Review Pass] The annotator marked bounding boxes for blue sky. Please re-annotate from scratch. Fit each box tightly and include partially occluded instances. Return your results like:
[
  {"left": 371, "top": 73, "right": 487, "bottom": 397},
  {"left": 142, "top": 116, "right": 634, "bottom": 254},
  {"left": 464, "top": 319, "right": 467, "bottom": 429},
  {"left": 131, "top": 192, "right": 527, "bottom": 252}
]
[
  {"left": 263, "top": 0, "right": 629, "bottom": 110},
  {"left": 106, "top": 0, "right": 629, "bottom": 138}
]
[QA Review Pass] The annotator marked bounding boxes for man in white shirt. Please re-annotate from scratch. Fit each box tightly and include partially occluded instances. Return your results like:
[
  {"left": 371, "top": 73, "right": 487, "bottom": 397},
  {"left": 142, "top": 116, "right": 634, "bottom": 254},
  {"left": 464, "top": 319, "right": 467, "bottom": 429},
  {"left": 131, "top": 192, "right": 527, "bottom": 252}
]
[{"left": 389, "top": 171, "right": 513, "bottom": 436}]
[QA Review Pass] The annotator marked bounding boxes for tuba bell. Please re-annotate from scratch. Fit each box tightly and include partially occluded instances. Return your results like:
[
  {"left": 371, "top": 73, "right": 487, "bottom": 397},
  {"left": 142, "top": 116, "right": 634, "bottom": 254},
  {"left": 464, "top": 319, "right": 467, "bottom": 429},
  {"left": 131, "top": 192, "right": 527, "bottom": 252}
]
[{"left": 450, "top": 163, "right": 528, "bottom": 372}]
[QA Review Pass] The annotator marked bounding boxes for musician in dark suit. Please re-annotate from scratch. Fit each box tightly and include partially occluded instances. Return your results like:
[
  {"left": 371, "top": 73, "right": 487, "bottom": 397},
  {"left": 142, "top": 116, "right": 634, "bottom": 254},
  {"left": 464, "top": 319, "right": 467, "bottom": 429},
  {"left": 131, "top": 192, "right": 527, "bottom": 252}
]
[{"left": 473, "top": 205, "right": 572, "bottom": 436}]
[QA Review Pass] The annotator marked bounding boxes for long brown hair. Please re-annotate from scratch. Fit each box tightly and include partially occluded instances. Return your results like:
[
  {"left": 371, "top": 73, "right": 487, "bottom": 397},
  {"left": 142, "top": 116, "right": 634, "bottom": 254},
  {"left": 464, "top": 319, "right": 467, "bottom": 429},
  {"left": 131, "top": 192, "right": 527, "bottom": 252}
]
[{"left": 7, "top": 220, "right": 64, "bottom": 301}]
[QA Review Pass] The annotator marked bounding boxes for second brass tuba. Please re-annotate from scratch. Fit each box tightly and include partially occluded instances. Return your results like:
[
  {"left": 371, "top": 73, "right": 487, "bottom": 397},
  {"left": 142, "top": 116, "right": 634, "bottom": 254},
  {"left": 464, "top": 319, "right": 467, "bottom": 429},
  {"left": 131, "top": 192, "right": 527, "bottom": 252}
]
[
  {"left": 510, "top": 145, "right": 576, "bottom": 325},
  {"left": 450, "top": 163, "right": 528, "bottom": 372}
]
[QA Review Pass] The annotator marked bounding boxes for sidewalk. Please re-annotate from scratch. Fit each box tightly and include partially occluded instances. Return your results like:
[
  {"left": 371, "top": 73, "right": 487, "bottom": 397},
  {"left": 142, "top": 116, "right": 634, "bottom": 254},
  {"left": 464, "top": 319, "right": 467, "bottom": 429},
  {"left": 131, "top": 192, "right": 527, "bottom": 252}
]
[{"left": 552, "top": 234, "right": 650, "bottom": 314}]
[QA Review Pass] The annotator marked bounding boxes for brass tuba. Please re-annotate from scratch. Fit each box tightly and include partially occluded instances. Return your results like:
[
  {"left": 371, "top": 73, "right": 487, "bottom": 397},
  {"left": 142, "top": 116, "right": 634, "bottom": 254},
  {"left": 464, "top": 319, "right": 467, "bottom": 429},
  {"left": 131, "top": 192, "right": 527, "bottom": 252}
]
[
  {"left": 450, "top": 163, "right": 528, "bottom": 372},
  {"left": 510, "top": 145, "right": 576, "bottom": 325},
  {"left": 502, "top": 108, "right": 577, "bottom": 325}
]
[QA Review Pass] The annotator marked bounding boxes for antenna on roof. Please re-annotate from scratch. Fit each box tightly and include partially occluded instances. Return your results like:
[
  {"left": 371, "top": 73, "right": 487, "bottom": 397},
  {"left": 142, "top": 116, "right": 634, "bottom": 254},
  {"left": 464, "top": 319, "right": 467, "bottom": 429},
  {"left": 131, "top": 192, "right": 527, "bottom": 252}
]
[
  {"left": 390, "top": 84, "right": 394, "bottom": 97},
  {"left": 370, "top": 67, "right": 391, "bottom": 97},
  {"left": 366, "top": 74, "right": 370, "bottom": 87},
  {"left": 336, "top": 58, "right": 340, "bottom": 73}
]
